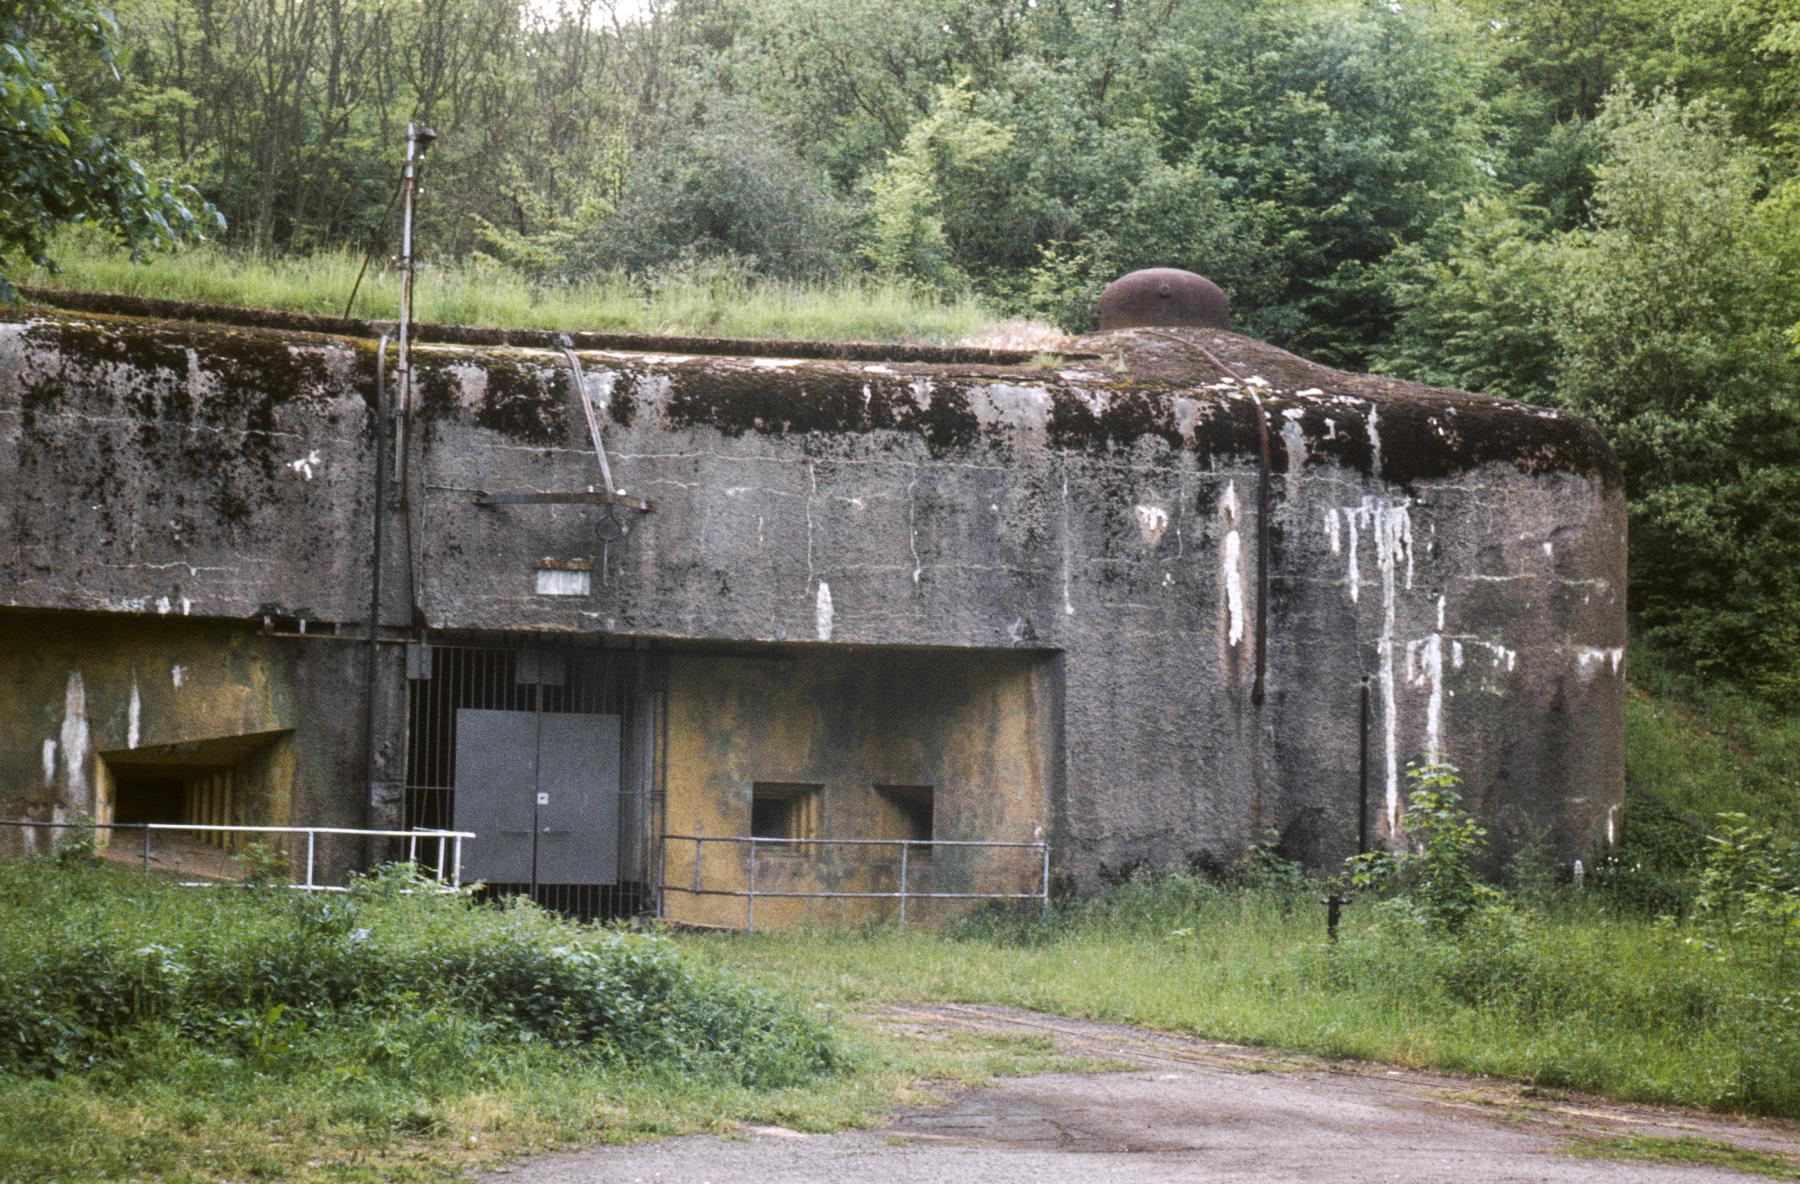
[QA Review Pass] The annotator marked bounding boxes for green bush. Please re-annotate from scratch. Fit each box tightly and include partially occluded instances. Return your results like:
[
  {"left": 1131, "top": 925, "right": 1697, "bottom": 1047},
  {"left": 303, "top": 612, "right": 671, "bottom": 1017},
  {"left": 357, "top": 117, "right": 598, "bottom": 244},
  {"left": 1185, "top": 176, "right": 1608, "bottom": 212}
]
[{"left": 0, "top": 861, "right": 838, "bottom": 1087}]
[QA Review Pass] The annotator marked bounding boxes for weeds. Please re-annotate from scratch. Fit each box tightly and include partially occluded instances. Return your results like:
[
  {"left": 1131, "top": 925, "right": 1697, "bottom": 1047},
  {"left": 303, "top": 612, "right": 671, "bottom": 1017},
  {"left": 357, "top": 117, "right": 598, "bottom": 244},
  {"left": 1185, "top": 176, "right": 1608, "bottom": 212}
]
[{"left": 20, "top": 228, "right": 1008, "bottom": 345}]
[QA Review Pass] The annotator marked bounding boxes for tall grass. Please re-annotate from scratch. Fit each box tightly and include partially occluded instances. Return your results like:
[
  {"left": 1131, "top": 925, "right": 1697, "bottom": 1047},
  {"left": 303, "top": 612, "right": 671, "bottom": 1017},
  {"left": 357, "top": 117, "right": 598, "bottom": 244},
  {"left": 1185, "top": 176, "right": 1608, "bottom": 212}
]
[
  {"left": 0, "top": 859, "right": 849, "bottom": 1183},
  {"left": 19, "top": 232, "right": 1007, "bottom": 344},
  {"left": 704, "top": 871, "right": 1799, "bottom": 1118}
]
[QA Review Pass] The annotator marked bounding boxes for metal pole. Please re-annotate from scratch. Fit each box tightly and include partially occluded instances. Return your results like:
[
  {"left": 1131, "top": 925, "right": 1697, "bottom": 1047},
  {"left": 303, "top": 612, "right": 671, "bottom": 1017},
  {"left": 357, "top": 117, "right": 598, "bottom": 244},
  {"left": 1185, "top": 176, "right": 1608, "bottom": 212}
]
[
  {"left": 408, "top": 832, "right": 418, "bottom": 866},
  {"left": 692, "top": 835, "right": 702, "bottom": 896},
  {"left": 898, "top": 841, "right": 909, "bottom": 933},
  {"left": 1041, "top": 843, "right": 1051, "bottom": 919},
  {"left": 436, "top": 834, "right": 447, "bottom": 882},
  {"left": 656, "top": 833, "right": 667, "bottom": 920},
  {"left": 394, "top": 126, "right": 417, "bottom": 493},
  {"left": 305, "top": 831, "right": 317, "bottom": 890},
  {"left": 141, "top": 825, "right": 151, "bottom": 874},
  {"left": 746, "top": 837, "right": 757, "bottom": 933},
  {"left": 451, "top": 835, "right": 463, "bottom": 888}
]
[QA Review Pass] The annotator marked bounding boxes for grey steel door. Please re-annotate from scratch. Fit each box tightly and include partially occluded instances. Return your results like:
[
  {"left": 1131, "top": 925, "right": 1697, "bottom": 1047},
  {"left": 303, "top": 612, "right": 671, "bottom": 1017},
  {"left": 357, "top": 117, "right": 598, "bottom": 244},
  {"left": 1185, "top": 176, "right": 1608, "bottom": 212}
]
[
  {"left": 453, "top": 707, "right": 621, "bottom": 886},
  {"left": 538, "top": 712, "right": 621, "bottom": 884},
  {"left": 453, "top": 710, "right": 538, "bottom": 884}
]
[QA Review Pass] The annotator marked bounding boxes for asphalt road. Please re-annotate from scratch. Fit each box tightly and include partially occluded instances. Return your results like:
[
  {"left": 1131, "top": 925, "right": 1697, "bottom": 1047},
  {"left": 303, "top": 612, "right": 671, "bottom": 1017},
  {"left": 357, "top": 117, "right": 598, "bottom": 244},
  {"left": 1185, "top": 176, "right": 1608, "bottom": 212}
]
[{"left": 482, "top": 1004, "right": 1800, "bottom": 1183}]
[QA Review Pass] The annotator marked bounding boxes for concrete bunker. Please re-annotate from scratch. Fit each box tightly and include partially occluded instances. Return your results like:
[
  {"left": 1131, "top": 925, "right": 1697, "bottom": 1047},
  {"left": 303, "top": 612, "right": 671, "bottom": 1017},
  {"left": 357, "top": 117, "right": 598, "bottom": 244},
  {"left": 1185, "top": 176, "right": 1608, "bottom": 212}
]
[{"left": 0, "top": 273, "right": 1627, "bottom": 925}]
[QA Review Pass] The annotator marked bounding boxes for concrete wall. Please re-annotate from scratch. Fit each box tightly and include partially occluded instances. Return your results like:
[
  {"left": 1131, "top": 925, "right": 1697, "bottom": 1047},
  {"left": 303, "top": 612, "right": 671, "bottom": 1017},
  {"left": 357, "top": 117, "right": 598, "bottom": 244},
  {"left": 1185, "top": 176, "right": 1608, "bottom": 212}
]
[
  {"left": 0, "top": 304, "right": 1628, "bottom": 892},
  {"left": 659, "top": 646, "right": 1055, "bottom": 927},
  {"left": 0, "top": 611, "right": 370, "bottom": 871}
]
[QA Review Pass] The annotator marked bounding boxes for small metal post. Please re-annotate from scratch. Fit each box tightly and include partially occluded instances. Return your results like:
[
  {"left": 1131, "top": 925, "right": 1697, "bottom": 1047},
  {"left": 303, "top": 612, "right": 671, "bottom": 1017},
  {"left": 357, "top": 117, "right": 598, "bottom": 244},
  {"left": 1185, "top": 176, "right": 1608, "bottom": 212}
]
[
  {"left": 898, "top": 841, "right": 909, "bottom": 933},
  {"left": 1041, "top": 843, "right": 1052, "bottom": 919},
  {"left": 451, "top": 835, "right": 463, "bottom": 888},
  {"left": 1322, "top": 894, "right": 1350, "bottom": 942},
  {"left": 408, "top": 831, "right": 418, "bottom": 867},
  {"left": 746, "top": 837, "right": 757, "bottom": 933},
  {"left": 436, "top": 835, "right": 447, "bottom": 882},
  {"left": 692, "top": 835, "right": 703, "bottom": 895},
  {"left": 305, "top": 831, "right": 317, "bottom": 890},
  {"left": 656, "top": 833, "right": 667, "bottom": 919},
  {"left": 141, "top": 826, "right": 151, "bottom": 874}
]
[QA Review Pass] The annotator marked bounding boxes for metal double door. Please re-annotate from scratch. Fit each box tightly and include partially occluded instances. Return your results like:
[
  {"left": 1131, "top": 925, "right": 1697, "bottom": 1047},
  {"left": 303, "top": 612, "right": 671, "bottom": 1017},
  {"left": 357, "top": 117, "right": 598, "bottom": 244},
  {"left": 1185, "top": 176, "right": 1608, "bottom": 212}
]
[{"left": 453, "top": 707, "right": 620, "bottom": 887}]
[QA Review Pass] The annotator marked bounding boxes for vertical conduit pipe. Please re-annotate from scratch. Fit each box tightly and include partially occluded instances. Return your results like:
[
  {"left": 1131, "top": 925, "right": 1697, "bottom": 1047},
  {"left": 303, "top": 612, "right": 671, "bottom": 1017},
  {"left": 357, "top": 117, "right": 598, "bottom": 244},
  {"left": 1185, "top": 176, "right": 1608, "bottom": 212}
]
[
  {"left": 362, "top": 335, "right": 391, "bottom": 861},
  {"left": 1251, "top": 395, "right": 1272, "bottom": 705}
]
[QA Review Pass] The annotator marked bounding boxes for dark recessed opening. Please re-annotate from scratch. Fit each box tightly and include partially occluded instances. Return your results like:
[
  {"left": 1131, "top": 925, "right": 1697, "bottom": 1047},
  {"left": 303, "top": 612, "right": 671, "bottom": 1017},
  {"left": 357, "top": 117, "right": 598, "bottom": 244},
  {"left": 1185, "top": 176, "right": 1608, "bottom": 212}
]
[
  {"left": 111, "top": 774, "right": 189, "bottom": 824},
  {"left": 750, "top": 782, "right": 822, "bottom": 846},
  {"left": 878, "top": 784, "right": 934, "bottom": 850}
]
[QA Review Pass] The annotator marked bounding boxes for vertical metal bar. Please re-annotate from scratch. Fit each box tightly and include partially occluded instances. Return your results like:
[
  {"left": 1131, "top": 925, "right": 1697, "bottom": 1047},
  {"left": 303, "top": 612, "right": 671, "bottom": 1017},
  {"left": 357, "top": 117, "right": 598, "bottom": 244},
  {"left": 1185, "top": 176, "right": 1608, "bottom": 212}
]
[
  {"left": 1252, "top": 394, "right": 1272, "bottom": 705},
  {"left": 656, "top": 830, "right": 667, "bottom": 920},
  {"left": 305, "top": 831, "right": 317, "bottom": 890},
  {"left": 692, "top": 835, "right": 702, "bottom": 895},
  {"left": 1041, "top": 843, "right": 1051, "bottom": 919},
  {"left": 436, "top": 834, "right": 447, "bottom": 882},
  {"left": 897, "top": 841, "right": 909, "bottom": 933},
  {"left": 408, "top": 832, "right": 418, "bottom": 866},
  {"left": 746, "top": 837, "right": 757, "bottom": 932},
  {"left": 141, "top": 825, "right": 151, "bottom": 873}
]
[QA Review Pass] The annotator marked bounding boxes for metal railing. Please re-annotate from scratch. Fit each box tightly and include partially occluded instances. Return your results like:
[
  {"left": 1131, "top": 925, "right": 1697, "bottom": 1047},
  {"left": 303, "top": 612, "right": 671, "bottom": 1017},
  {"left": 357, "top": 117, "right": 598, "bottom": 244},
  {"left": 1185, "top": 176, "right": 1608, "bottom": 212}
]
[
  {"left": 0, "top": 820, "right": 474, "bottom": 892},
  {"left": 658, "top": 834, "right": 1050, "bottom": 932}
]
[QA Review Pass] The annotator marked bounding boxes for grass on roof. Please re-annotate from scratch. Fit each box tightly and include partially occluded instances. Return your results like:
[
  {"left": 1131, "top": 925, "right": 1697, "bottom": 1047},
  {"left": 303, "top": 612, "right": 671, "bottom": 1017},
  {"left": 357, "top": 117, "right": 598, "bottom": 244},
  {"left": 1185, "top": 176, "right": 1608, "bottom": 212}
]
[{"left": 16, "top": 231, "right": 1008, "bottom": 345}]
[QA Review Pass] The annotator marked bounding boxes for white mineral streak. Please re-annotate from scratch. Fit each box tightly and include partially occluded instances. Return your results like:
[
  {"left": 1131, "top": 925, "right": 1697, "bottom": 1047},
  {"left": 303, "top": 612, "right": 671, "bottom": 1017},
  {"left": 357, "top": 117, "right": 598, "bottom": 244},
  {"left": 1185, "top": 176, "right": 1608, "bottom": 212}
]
[
  {"left": 172, "top": 665, "right": 185, "bottom": 687},
  {"left": 287, "top": 450, "right": 321, "bottom": 480},
  {"left": 59, "top": 672, "right": 91, "bottom": 812},
  {"left": 1281, "top": 416, "right": 1307, "bottom": 485},
  {"left": 1134, "top": 504, "right": 1171, "bottom": 546},
  {"left": 1366, "top": 405, "right": 1382, "bottom": 478},
  {"left": 1220, "top": 483, "right": 1247, "bottom": 647},
  {"left": 1325, "top": 508, "right": 1342, "bottom": 556},
  {"left": 1575, "top": 646, "right": 1624, "bottom": 684},
  {"left": 1340, "top": 496, "right": 1413, "bottom": 605},
  {"left": 1369, "top": 499, "right": 1414, "bottom": 838},
  {"left": 42, "top": 739, "right": 57, "bottom": 787},
  {"left": 815, "top": 581, "right": 834, "bottom": 642},
  {"left": 127, "top": 681, "right": 141, "bottom": 749},
  {"left": 1452, "top": 640, "right": 1464, "bottom": 669},
  {"left": 1406, "top": 633, "right": 1446, "bottom": 763}
]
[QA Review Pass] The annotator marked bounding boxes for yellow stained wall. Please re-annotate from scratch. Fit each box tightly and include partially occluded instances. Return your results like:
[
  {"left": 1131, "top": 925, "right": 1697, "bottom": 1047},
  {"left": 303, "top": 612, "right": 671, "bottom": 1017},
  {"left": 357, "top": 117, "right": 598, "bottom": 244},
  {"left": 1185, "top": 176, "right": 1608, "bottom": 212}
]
[
  {"left": 0, "top": 611, "right": 317, "bottom": 864},
  {"left": 661, "top": 646, "right": 1055, "bottom": 929}
]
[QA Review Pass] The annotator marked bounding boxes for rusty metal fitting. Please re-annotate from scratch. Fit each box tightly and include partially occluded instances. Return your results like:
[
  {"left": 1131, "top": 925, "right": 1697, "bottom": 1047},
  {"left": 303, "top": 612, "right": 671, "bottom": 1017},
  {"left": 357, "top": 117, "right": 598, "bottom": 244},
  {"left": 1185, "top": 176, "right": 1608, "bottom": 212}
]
[{"left": 1097, "top": 268, "right": 1229, "bottom": 331}]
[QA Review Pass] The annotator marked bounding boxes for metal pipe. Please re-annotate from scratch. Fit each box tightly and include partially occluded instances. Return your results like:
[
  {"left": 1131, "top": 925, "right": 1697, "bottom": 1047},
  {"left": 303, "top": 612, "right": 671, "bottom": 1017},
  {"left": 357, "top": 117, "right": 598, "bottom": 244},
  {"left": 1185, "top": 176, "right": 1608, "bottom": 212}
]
[
  {"left": 1252, "top": 392, "right": 1272, "bottom": 705},
  {"left": 898, "top": 841, "right": 909, "bottom": 933},
  {"left": 305, "top": 831, "right": 317, "bottom": 890},
  {"left": 1041, "top": 843, "right": 1052, "bottom": 919},
  {"left": 363, "top": 334, "right": 391, "bottom": 865},
  {"left": 746, "top": 837, "right": 757, "bottom": 932}
]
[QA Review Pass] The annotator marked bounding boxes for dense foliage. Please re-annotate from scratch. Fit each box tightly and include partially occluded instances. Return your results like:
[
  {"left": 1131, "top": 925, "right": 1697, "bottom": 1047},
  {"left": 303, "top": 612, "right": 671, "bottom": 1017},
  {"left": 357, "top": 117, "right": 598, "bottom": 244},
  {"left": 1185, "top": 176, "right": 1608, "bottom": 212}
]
[
  {"left": 0, "top": 860, "right": 837, "bottom": 1085},
  {"left": 0, "top": 0, "right": 216, "bottom": 300},
  {"left": 16, "top": 0, "right": 1800, "bottom": 700}
]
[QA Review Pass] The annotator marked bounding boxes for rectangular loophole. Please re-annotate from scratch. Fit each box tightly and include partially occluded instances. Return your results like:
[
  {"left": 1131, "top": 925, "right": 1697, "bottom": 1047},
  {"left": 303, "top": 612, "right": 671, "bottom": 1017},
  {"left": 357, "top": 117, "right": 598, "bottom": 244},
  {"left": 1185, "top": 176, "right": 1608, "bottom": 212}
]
[
  {"left": 877, "top": 784, "right": 934, "bottom": 857},
  {"left": 750, "top": 782, "right": 822, "bottom": 854}
]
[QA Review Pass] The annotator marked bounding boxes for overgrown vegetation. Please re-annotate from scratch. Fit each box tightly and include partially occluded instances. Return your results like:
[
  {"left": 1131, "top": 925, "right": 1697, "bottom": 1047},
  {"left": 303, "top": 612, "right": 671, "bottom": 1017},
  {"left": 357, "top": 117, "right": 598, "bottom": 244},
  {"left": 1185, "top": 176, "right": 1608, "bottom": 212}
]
[
  {"left": 23, "top": 229, "right": 1010, "bottom": 344},
  {"left": 707, "top": 753, "right": 1800, "bottom": 1121},
  {"left": 0, "top": 860, "right": 849, "bottom": 1181}
]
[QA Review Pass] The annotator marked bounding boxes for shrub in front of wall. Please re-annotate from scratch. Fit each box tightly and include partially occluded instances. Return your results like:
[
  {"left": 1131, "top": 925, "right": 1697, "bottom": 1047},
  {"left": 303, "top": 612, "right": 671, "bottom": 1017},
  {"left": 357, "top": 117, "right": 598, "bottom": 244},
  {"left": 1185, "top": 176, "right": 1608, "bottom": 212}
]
[{"left": 0, "top": 861, "right": 839, "bottom": 1087}]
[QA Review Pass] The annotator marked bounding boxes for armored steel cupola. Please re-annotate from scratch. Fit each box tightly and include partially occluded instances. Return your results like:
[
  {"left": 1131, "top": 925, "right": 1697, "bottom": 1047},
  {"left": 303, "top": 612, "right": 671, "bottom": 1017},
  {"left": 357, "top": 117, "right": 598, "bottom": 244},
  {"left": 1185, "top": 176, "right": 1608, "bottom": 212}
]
[{"left": 1097, "top": 268, "right": 1229, "bottom": 331}]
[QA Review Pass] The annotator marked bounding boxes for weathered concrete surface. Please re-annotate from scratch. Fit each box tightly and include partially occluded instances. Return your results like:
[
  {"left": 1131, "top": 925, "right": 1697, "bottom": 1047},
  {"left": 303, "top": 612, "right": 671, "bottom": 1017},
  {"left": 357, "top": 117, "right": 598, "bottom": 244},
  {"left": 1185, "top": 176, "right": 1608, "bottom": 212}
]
[
  {"left": 661, "top": 647, "right": 1055, "bottom": 927},
  {"left": 0, "top": 300, "right": 1627, "bottom": 884},
  {"left": 484, "top": 1004, "right": 1800, "bottom": 1184},
  {"left": 0, "top": 612, "right": 378, "bottom": 869}
]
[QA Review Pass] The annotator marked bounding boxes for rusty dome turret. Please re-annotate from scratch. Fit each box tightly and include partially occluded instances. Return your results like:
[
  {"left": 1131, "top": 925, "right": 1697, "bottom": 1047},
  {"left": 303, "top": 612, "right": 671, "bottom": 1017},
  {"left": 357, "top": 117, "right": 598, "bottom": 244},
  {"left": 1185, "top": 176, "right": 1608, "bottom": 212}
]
[{"left": 1097, "top": 268, "right": 1229, "bottom": 331}]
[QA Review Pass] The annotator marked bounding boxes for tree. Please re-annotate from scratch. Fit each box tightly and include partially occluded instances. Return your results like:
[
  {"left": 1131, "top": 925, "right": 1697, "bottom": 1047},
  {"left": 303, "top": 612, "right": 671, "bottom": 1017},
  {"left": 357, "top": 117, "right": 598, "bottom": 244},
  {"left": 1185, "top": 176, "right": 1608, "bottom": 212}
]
[{"left": 0, "top": 0, "right": 218, "bottom": 299}]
